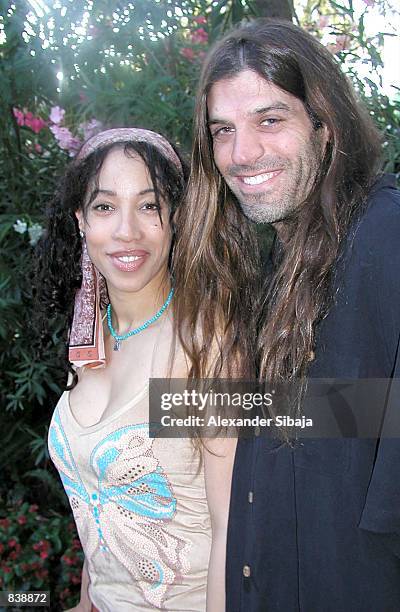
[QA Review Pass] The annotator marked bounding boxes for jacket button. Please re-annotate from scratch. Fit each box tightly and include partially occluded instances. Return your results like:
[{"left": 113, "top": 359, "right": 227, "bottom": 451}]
[
  {"left": 243, "top": 564, "right": 251, "bottom": 578},
  {"left": 248, "top": 491, "right": 254, "bottom": 503}
]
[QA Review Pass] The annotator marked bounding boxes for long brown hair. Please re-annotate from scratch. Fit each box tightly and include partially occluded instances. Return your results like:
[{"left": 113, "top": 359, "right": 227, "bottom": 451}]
[
  {"left": 172, "top": 146, "right": 260, "bottom": 378},
  {"left": 174, "top": 19, "right": 382, "bottom": 392}
]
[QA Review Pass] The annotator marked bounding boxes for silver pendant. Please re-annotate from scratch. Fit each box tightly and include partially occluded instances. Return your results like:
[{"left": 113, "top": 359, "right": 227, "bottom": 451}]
[{"left": 114, "top": 339, "right": 121, "bottom": 351}]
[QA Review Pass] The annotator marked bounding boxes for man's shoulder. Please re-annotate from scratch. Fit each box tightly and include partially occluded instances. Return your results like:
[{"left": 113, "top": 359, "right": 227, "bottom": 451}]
[
  {"left": 351, "top": 175, "right": 400, "bottom": 248},
  {"left": 361, "top": 174, "right": 399, "bottom": 223}
]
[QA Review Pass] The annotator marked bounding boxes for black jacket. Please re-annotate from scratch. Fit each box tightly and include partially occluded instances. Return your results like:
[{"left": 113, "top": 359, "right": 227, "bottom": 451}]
[{"left": 226, "top": 176, "right": 400, "bottom": 612}]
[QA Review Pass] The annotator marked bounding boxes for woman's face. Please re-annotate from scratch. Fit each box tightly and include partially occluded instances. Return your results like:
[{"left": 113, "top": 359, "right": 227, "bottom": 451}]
[{"left": 76, "top": 148, "right": 172, "bottom": 298}]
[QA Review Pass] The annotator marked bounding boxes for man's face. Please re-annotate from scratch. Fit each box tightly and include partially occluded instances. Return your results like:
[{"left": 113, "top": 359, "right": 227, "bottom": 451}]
[{"left": 207, "top": 69, "right": 329, "bottom": 224}]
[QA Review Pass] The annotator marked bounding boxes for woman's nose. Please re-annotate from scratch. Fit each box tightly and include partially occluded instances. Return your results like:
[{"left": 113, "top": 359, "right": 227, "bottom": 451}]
[{"left": 112, "top": 211, "right": 144, "bottom": 242}]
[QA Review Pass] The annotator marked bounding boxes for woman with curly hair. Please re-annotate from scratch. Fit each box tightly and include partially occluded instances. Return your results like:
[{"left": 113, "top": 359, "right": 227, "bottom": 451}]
[{"left": 35, "top": 128, "right": 241, "bottom": 612}]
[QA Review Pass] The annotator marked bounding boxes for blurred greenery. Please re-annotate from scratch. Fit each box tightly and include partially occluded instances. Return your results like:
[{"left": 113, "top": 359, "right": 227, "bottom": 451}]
[{"left": 0, "top": 0, "right": 398, "bottom": 607}]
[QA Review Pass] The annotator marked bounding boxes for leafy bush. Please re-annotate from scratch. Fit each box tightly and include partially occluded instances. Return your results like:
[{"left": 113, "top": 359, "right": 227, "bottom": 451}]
[{"left": 0, "top": 501, "right": 83, "bottom": 610}]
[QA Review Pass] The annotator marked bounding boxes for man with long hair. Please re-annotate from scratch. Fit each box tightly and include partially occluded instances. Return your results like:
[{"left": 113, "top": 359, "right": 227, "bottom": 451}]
[{"left": 174, "top": 18, "right": 400, "bottom": 612}]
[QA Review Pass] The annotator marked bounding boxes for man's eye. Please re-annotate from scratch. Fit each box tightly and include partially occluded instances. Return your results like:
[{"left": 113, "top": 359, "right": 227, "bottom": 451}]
[
  {"left": 261, "top": 117, "right": 281, "bottom": 126},
  {"left": 211, "top": 126, "right": 234, "bottom": 138}
]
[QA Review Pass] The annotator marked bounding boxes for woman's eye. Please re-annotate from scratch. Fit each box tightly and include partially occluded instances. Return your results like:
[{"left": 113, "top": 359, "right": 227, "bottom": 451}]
[
  {"left": 93, "top": 203, "right": 113, "bottom": 212},
  {"left": 141, "top": 202, "right": 160, "bottom": 212}
]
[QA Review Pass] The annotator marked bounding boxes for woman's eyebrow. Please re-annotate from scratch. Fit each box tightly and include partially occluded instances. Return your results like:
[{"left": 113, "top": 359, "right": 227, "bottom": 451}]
[
  {"left": 89, "top": 188, "right": 116, "bottom": 200},
  {"left": 90, "top": 187, "right": 155, "bottom": 199}
]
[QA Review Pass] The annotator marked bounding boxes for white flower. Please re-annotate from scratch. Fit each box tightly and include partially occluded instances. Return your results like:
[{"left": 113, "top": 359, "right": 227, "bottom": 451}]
[
  {"left": 28, "top": 223, "right": 44, "bottom": 246},
  {"left": 13, "top": 219, "right": 28, "bottom": 234}
]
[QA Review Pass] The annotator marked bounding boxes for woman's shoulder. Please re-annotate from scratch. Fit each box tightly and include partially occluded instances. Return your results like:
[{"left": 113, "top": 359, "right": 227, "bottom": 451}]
[{"left": 48, "top": 390, "right": 70, "bottom": 435}]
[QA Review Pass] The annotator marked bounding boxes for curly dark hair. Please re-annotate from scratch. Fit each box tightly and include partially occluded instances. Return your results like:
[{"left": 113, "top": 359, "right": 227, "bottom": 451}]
[{"left": 34, "top": 138, "right": 188, "bottom": 384}]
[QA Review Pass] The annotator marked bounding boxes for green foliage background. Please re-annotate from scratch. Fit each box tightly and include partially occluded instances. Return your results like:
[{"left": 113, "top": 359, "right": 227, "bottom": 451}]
[{"left": 0, "top": 0, "right": 398, "bottom": 607}]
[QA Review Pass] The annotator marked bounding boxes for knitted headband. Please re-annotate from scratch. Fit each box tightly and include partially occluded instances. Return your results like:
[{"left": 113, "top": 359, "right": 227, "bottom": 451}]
[{"left": 77, "top": 127, "right": 183, "bottom": 172}]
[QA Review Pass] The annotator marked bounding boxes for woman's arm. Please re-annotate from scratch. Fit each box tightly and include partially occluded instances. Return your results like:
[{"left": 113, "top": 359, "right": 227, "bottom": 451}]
[
  {"left": 204, "top": 437, "right": 237, "bottom": 612},
  {"left": 65, "top": 556, "right": 92, "bottom": 612}
]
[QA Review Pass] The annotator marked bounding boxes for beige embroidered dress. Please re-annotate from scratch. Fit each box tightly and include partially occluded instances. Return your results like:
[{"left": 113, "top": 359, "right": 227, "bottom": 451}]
[{"left": 48, "top": 382, "right": 211, "bottom": 611}]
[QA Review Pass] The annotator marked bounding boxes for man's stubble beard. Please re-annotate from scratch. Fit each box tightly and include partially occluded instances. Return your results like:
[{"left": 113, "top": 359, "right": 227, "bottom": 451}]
[
  {"left": 225, "top": 133, "right": 324, "bottom": 225},
  {"left": 235, "top": 185, "right": 301, "bottom": 224}
]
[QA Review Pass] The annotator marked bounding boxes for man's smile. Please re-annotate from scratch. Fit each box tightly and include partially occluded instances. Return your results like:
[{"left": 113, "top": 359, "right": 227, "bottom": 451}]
[{"left": 237, "top": 169, "right": 283, "bottom": 187}]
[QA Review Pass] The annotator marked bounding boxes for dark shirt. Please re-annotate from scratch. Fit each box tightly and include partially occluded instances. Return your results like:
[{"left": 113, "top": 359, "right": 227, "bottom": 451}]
[{"left": 226, "top": 176, "right": 400, "bottom": 612}]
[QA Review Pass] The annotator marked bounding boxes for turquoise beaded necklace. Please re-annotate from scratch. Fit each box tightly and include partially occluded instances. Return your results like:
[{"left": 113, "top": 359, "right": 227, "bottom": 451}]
[{"left": 106, "top": 287, "right": 174, "bottom": 351}]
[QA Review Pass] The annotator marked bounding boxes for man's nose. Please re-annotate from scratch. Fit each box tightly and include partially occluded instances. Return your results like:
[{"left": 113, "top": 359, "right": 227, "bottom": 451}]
[
  {"left": 113, "top": 211, "right": 144, "bottom": 242},
  {"left": 231, "top": 129, "right": 264, "bottom": 167}
]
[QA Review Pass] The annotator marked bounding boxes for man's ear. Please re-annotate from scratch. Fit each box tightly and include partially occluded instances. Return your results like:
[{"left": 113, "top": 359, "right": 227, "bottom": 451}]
[{"left": 321, "top": 123, "right": 331, "bottom": 151}]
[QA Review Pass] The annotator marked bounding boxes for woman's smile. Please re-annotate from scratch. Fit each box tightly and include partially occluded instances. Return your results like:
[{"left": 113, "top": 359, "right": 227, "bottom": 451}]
[
  {"left": 76, "top": 148, "right": 172, "bottom": 299},
  {"left": 107, "top": 249, "right": 149, "bottom": 272}
]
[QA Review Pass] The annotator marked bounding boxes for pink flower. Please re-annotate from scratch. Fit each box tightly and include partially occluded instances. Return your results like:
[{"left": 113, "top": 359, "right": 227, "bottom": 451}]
[
  {"left": 327, "top": 43, "right": 341, "bottom": 54},
  {"left": 336, "top": 34, "right": 350, "bottom": 50},
  {"left": 317, "top": 16, "right": 329, "bottom": 28},
  {"left": 71, "top": 574, "right": 81, "bottom": 584},
  {"left": 30, "top": 561, "right": 40, "bottom": 570},
  {"left": 24, "top": 114, "right": 47, "bottom": 134},
  {"left": 327, "top": 34, "right": 350, "bottom": 55},
  {"left": 13, "top": 108, "right": 25, "bottom": 126},
  {"left": 79, "top": 91, "right": 88, "bottom": 103},
  {"left": 17, "top": 515, "right": 27, "bottom": 525},
  {"left": 181, "top": 47, "right": 195, "bottom": 61},
  {"left": 362, "top": 0, "right": 374, "bottom": 5},
  {"left": 60, "top": 587, "right": 71, "bottom": 599},
  {"left": 7, "top": 539, "right": 17, "bottom": 548},
  {"left": 29, "top": 504, "right": 39, "bottom": 513},
  {"left": 49, "top": 105, "right": 65, "bottom": 125},
  {"left": 50, "top": 125, "right": 82, "bottom": 156},
  {"left": 40, "top": 551, "right": 48, "bottom": 559},
  {"left": 190, "top": 27, "right": 208, "bottom": 45},
  {"left": 72, "top": 538, "right": 81, "bottom": 550},
  {"left": 193, "top": 16, "right": 207, "bottom": 25},
  {"left": 0, "top": 518, "right": 10, "bottom": 529},
  {"left": 79, "top": 118, "right": 103, "bottom": 141}
]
